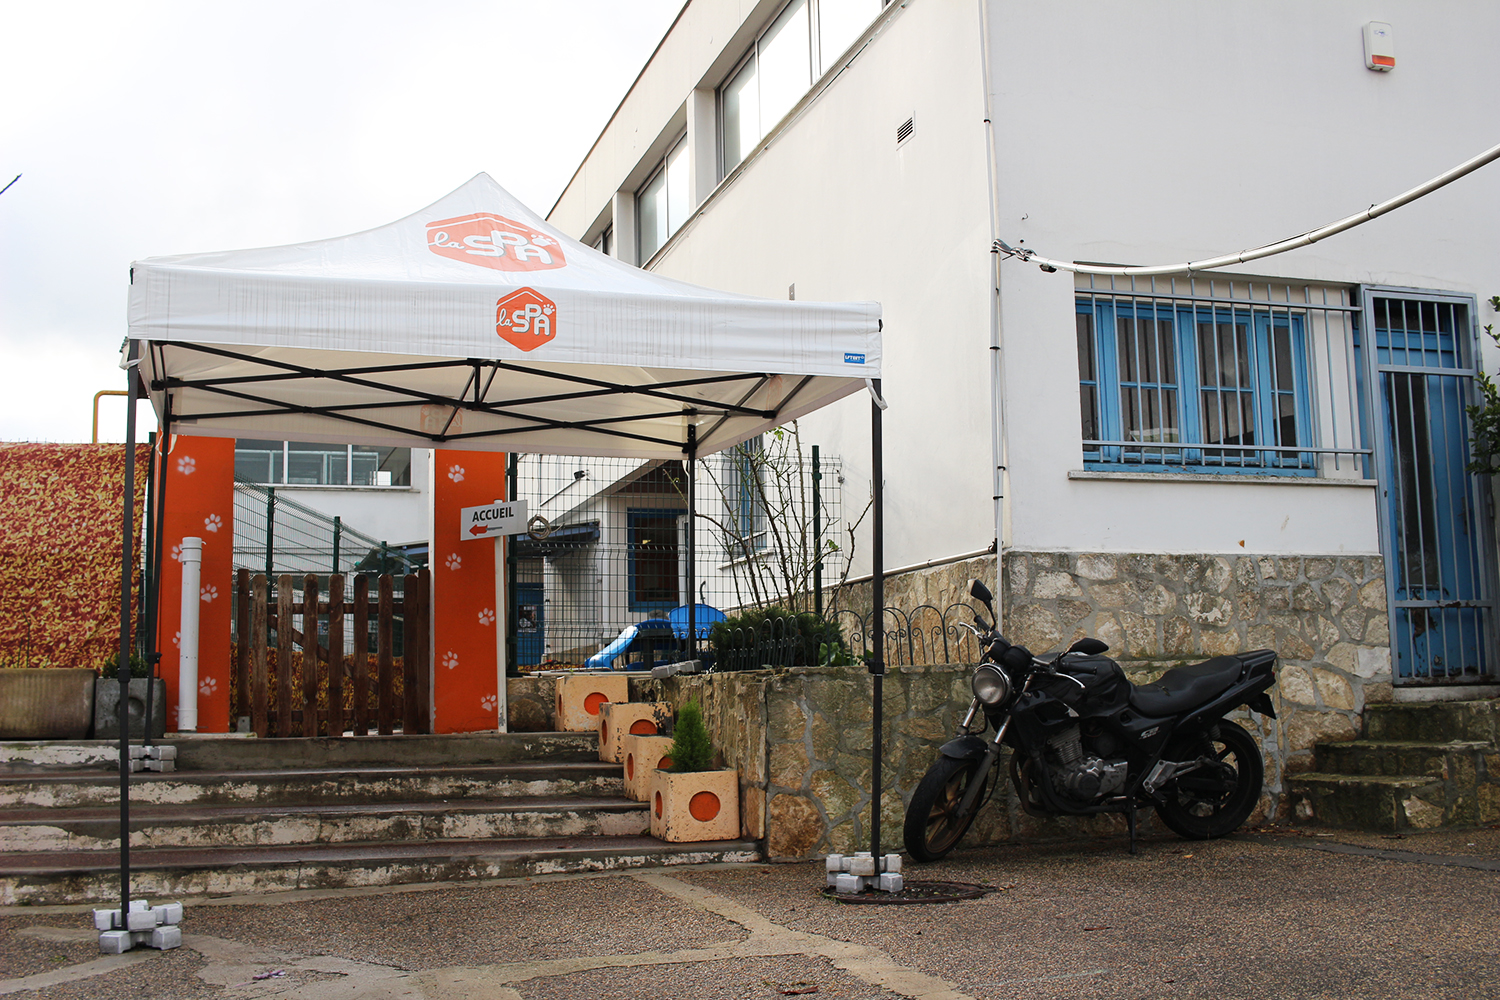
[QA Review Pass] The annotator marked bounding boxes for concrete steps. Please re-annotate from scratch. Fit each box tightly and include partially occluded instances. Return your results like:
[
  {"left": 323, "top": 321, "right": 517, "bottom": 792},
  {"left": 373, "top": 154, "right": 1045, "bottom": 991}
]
[
  {"left": 0, "top": 732, "right": 761, "bottom": 904},
  {"left": 1287, "top": 699, "right": 1500, "bottom": 832},
  {"left": 0, "top": 835, "right": 761, "bottom": 905}
]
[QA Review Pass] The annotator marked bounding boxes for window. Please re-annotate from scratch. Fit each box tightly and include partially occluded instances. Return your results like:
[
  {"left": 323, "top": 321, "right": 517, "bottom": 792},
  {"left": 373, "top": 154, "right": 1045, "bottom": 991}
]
[
  {"left": 234, "top": 440, "right": 411, "bottom": 487},
  {"left": 627, "top": 509, "right": 680, "bottom": 610},
  {"left": 728, "top": 435, "right": 768, "bottom": 554},
  {"left": 593, "top": 226, "right": 612, "bottom": 257},
  {"left": 637, "top": 136, "right": 689, "bottom": 262},
  {"left": 720, "top": 0, "right": 884, "bottom": 174},
  {"left": 1076, "top": 295, "right": 1314, "bottom": 473}
]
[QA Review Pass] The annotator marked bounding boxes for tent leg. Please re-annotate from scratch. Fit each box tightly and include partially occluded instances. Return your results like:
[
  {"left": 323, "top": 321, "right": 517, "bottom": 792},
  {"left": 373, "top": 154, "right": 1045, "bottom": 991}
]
[
  {"left": 686, "top": 424, "right": 697, "bottom": 660},
  {"left": 143, "top": 407, "right": 172, "bottom": 753},
  {"left": 869, "top": 379, "right": 884, "bottom": 860},
  {"left": 116, "top": 342, "right": 141, "bottom": 929}
]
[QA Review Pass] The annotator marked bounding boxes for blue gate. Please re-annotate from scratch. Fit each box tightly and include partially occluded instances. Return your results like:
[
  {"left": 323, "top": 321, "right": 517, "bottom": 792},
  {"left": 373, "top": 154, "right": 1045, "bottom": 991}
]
[{"left": 1365, "top": 289, "right": 1496, "bottom": 683}]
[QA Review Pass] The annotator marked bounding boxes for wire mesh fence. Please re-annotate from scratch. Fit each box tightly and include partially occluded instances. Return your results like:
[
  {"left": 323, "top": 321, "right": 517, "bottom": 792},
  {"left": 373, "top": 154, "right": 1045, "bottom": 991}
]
[
  {"left": 232, "top": 481, "right": 425, "bottom": 579},
  {"left": 514, "top": 429, "right": 859, "bottom": 666}
]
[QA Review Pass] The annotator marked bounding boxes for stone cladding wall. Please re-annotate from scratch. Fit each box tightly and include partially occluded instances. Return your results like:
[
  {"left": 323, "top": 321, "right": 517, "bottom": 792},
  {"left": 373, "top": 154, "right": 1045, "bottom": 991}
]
[
  {"left": 1001, "top": 550, "right": 1392, "bottom": 811},
  {"left": 505, "top": 549, "right": 1393, "bottom": 854}
]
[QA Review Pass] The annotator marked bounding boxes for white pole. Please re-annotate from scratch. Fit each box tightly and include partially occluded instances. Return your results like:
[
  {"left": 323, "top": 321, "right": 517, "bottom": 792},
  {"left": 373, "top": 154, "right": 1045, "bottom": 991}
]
[{"left": 178, "top": 536, "right": 203, "bottom": 733}]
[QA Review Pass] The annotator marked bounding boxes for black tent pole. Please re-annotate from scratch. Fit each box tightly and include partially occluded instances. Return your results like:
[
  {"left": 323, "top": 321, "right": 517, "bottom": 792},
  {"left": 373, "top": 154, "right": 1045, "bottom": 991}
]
[
  {"left": 143, "top": 398, "right": 173, "bottom": 753},
  {"left": 117, "top": 341, "right": 141, "bottom": 928},
  {"left": 141, "top": 432, "right": 157, "bottom": 750},
  {"left": 869, "top": 379, "right": 884, "bottom": 859},
  {"left": 686, "top": 423, "right": 697, "bottom": 660}
]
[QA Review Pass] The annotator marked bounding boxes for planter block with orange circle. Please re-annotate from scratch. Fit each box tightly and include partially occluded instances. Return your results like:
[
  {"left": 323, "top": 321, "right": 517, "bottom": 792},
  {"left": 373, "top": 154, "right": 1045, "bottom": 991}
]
[
  {"left": 598, "top": 701, "right": 668, "bottom": 763},
  {"left": 622, "top": 734, "right": 674, "bottom": 801},
  {"left": 554, "top": 673, "right": 628, "bottom": 733},
  {"left": 650, "top": 768, "right": 740, "bottom": 842}
]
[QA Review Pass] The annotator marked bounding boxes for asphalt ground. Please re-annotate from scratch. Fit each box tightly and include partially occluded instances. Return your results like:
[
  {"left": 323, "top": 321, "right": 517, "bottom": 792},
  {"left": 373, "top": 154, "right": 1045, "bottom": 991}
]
[{"left": 1, "top": 825, "right": 1497, "bottom": 1000}]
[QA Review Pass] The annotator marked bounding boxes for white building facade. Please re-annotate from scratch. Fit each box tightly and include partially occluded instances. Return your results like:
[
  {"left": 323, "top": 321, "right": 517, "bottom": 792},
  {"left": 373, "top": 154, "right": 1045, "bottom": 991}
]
[{"left": 549, "top": 0, "right": 1500, "bottom": 716}]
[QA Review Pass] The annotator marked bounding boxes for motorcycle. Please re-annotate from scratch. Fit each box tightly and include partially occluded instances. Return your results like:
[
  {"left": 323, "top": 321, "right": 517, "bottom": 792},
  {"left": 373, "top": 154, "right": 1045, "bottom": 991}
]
[{"left": 903, "top": 579, "right": 1277, "bottom": 861}]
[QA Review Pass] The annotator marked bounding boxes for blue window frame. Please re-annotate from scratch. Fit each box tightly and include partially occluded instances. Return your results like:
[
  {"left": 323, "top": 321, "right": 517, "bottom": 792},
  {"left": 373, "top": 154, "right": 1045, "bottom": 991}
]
[
  {"left": 627, "top": 509, "right": 680, "bottom": 611},
  {"left": 1077, "top": 297, "right": 1314, "bottom": 473}
]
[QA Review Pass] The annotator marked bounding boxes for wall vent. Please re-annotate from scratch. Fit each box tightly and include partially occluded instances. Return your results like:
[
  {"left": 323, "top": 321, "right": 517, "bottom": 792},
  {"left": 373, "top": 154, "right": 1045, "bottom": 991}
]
[{"left": 896, "top": 115, "right": 914, "bottom": 147}]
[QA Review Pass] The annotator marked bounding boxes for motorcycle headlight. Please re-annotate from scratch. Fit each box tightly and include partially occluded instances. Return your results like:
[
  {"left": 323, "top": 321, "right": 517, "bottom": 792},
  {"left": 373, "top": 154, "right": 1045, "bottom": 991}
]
[{"left": 971, "top": 664, "right": 1011, "bottom": 707}]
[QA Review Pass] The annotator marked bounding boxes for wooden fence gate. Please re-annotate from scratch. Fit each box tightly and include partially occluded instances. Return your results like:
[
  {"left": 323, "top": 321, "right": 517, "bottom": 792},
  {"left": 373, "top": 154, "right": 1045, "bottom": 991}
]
[{"left": 233, "top": 569, "right": 431, "bottom": 737}]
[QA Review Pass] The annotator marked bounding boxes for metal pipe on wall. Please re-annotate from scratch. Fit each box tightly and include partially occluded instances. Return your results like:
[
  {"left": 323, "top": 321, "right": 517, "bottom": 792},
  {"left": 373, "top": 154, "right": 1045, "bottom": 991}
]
[{"left": 178, "top": 537, "right": 203, "bottom": 732}]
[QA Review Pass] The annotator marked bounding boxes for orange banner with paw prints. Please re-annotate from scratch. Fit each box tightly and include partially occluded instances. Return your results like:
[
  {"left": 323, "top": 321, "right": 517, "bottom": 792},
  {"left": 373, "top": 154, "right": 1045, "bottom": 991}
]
[
  {"left": 154, "top": 435, "right": 235, "bottom": 733},
  {"left": 430, "top": 449, "right": 507, "bottom": 733}
]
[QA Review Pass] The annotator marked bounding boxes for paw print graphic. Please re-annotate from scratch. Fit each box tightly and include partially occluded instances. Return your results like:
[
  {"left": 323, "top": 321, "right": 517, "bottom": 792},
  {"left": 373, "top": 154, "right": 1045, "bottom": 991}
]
[
  {"left": 481, "top": 694, "right": 498, "bottom": 713},
  {"left": 542, "top": 303, "right": 554, "bottom": 316},
  {"left": 203, "top": 513, "right": 222, "bottom": 533},
  {"left": 478, "top": 607, "right": 496, "bottom": 626},
  {"left": 447, "top": 464, "right": 465, "bottom": 483},
  {"left": 172, "top": 630, "right": 181, "bottom": 649},
  {"left": 201, "top": 584, "right": 218, "bottom": 603},
  {"left": 533, "top": 235, "right": 555, "bottom": 248},
  {"left": 445, "top": 553, "right": 462, "bottom": 571},
  {"left": 170, "top": 544, "right": 182, "bottom": 563},
  {"left": 176, "top": 455, "right": 196, "bottom": 476},
  {"left": 169, "top": 706, "right": 179, "bottom": 729},
  {"left": 199, "top": 676, "right": 217, "bottom": 697},
  {"left": 442, "top": 651, "right": 459, "bottom": 671}
]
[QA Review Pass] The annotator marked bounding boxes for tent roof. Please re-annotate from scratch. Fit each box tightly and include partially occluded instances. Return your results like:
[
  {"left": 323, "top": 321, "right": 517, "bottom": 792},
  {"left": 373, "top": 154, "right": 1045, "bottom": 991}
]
[{"left": 128, "top": 174, "right": 880, "bottom": 459}]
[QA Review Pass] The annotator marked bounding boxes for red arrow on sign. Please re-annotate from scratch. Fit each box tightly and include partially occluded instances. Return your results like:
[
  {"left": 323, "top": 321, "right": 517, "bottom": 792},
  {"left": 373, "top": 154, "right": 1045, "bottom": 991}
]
[{"left": 469, "top": 524, "right": 490, "bottom": 536}]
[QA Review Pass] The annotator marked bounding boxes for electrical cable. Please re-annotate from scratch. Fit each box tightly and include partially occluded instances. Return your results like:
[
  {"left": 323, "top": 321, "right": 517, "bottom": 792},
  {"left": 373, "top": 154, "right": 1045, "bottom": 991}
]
[{"left": 995, "top": 139, "right": 1500, "bottom": 277}]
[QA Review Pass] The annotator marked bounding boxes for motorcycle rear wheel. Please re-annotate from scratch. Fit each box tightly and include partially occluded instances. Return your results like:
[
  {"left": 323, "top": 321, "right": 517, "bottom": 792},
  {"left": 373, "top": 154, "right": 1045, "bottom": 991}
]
[
  {"left": 1153, "top": 722, "right": 1263, "bottom": 840},
  {"left": 903, "top": 756, "right": 990, "bottom": 862}
]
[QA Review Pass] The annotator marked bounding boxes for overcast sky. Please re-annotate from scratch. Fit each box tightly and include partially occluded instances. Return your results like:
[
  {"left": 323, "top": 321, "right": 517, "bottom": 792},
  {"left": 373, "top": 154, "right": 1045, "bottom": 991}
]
[{"left": 0, "top": 0, "right": 683, "bottom": 443}]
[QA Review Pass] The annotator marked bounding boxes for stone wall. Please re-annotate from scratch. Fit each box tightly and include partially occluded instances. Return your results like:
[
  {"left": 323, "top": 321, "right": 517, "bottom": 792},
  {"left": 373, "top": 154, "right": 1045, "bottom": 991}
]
[
  {"left": 1001, "top": 550, "right": 1391, "bottom": 811},
  {"left": 507, "top": 547, "right": 1392, "bottom": 851}
]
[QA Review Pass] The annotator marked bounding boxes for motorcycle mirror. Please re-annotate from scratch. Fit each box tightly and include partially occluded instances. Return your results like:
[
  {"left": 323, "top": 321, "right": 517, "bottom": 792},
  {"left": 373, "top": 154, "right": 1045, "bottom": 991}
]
[
  {"left": 967, "top": 578, "right": 994, "bottom": 608},
  {"left": 1068, "top": 637, "right": 1109, "bottom": 656}
]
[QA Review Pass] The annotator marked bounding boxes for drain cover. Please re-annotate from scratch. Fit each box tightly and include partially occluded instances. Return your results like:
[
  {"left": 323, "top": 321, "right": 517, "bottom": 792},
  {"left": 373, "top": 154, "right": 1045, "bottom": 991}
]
[{"left": 820, "top": 880, "right": 993, "bottom": 905}]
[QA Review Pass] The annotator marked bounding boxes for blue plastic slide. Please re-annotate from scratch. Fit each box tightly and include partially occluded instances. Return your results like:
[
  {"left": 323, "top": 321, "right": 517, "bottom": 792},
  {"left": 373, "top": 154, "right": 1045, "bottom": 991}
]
[{"left": 585, "top": 624, "right": 641, "bottom": 670}]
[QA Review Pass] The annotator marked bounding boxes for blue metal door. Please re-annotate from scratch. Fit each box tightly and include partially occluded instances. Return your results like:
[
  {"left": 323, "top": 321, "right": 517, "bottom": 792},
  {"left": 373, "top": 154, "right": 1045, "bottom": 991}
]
[
  {"left": 516, "top": 582, "right": 544, "bottom": 666},
  {"left": 1365, "top": 290, "right": 1495, "bottom": 683}
]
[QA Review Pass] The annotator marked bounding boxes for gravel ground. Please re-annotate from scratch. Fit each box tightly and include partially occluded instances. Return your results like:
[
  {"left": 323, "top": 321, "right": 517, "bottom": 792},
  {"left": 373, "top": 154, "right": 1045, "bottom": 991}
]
[
  {"left": 1, "top": 827, "right": 1496, "bottom": 999},
  {"left": 519, "top": 954, "right": 903, "bottom": 1000},
  {"left": 184, "top": 875, "right": 747, "bottom": 970}
]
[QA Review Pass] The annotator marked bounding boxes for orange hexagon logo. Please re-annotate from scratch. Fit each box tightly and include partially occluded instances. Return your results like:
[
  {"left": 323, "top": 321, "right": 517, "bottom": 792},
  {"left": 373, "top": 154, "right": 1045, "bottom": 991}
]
[
  {"left": 427, "top": 213, "right": 567, "bottom": 272},
  {"left": 495, "top": 288, "right": 557, "bottom": 352}
]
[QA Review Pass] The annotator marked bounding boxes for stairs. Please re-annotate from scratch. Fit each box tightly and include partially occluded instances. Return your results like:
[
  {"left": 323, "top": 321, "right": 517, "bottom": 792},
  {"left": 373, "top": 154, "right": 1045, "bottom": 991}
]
[
  {"left": 1287, "top": 699, "right": 1500, "bottom": 832},
  {"left": 0, "top": 733, "right": 758, "bottom": 905}
]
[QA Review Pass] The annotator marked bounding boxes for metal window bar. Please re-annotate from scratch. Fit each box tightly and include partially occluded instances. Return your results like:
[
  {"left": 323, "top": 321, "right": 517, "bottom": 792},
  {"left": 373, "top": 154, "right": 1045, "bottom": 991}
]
[{"left": 1077, "top": 274, "right": 1368, "bottom": 474}]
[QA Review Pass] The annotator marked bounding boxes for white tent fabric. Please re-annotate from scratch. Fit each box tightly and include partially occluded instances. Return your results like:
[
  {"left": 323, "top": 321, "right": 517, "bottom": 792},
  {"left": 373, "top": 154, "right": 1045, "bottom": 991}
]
[{"left": 128, "top": 174, "right": 881, "bottom": 459}]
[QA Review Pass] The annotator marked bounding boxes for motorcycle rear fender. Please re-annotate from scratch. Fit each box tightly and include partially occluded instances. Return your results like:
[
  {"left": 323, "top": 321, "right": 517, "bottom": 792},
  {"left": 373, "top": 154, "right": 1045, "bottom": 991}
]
[
  {"left": 939, "top": 735, "right": 991, "bottom": 761},
  {"left": 1176, "top": 652, "right": 1279, "bottom": 732}
]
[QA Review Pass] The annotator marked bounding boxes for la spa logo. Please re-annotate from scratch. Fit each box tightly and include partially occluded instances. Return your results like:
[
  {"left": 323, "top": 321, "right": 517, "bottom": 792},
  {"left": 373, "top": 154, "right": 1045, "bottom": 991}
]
[
  {"left": 427, "top": 212, "right": 567, "bottom": 272},
  {"left": 496, "top": 288, "right": 557, "bottom": 352}
]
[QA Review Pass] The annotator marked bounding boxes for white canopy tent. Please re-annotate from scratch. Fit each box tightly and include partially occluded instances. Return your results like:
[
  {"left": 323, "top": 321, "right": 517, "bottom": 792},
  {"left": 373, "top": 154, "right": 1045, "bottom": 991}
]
[
  {"left": 127, "top": 173, "right": 881, "bottom": 460},
  {"left": 110, "top": 176, "right": 892, "bottom": 923}
]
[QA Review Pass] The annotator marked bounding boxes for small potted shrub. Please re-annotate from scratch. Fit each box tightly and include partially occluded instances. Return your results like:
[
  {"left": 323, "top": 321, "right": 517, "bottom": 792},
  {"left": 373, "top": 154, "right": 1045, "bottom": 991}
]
[{"left": 648, "top": 700, "right": 739, "bottom": 842}]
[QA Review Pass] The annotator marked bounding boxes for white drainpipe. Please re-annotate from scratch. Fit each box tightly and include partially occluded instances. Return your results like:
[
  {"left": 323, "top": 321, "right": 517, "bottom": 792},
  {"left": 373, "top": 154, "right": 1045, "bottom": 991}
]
[{"left": 178, "top": 537, "right": 203, "bottom": 733}]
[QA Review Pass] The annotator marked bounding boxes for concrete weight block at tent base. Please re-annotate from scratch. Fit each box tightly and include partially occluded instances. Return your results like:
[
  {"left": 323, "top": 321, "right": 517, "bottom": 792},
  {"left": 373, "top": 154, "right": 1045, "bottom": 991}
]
[
  {"left": 622, "top": 733, "right": 675, "bottom": 801},
  {"left": 598, "top": 702, "right": 668, "bottom": 763},
  {"left": 0, "top": 669, "right": 96, "bottom": 739},
  {"left": 554, "top": 674, "right": 628, "bottom": 733},
  {"left": 98, "top": 930, "right": 133, "bottom": 955}
]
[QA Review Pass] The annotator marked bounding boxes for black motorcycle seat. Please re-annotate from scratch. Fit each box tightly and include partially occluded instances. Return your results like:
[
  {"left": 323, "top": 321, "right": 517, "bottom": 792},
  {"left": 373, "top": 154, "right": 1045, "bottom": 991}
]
[{"left": 1128, "top": 656, "right": 1243, "bottom": 717}]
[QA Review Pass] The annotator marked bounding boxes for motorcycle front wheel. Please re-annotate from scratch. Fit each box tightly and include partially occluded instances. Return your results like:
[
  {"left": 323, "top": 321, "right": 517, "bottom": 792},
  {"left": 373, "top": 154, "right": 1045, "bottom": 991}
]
[
  {"left": 1153, "top": 722, "right": 1263, "bottom": 840},
  {"left": 902, "top": 755, "right": 991, "bottom": 862}
]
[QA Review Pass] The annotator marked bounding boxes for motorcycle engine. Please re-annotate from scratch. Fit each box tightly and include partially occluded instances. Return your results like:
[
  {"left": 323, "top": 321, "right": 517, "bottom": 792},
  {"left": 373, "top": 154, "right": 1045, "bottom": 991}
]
[{"left": 1046, "top": 725, "right": 1128, "bottom": 803}]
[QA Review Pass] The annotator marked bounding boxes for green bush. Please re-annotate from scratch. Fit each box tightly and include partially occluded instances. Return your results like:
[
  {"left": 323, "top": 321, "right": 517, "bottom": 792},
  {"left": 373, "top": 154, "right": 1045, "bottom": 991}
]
[
  {"left": 102, "top": 652, "right": 149, "bottom": 679},
  {"left": 667, "top": 700, "right": 715, "bottom": 772},
  {"left": 708, "top": 607, "right": 849, "bottom": 668}
]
